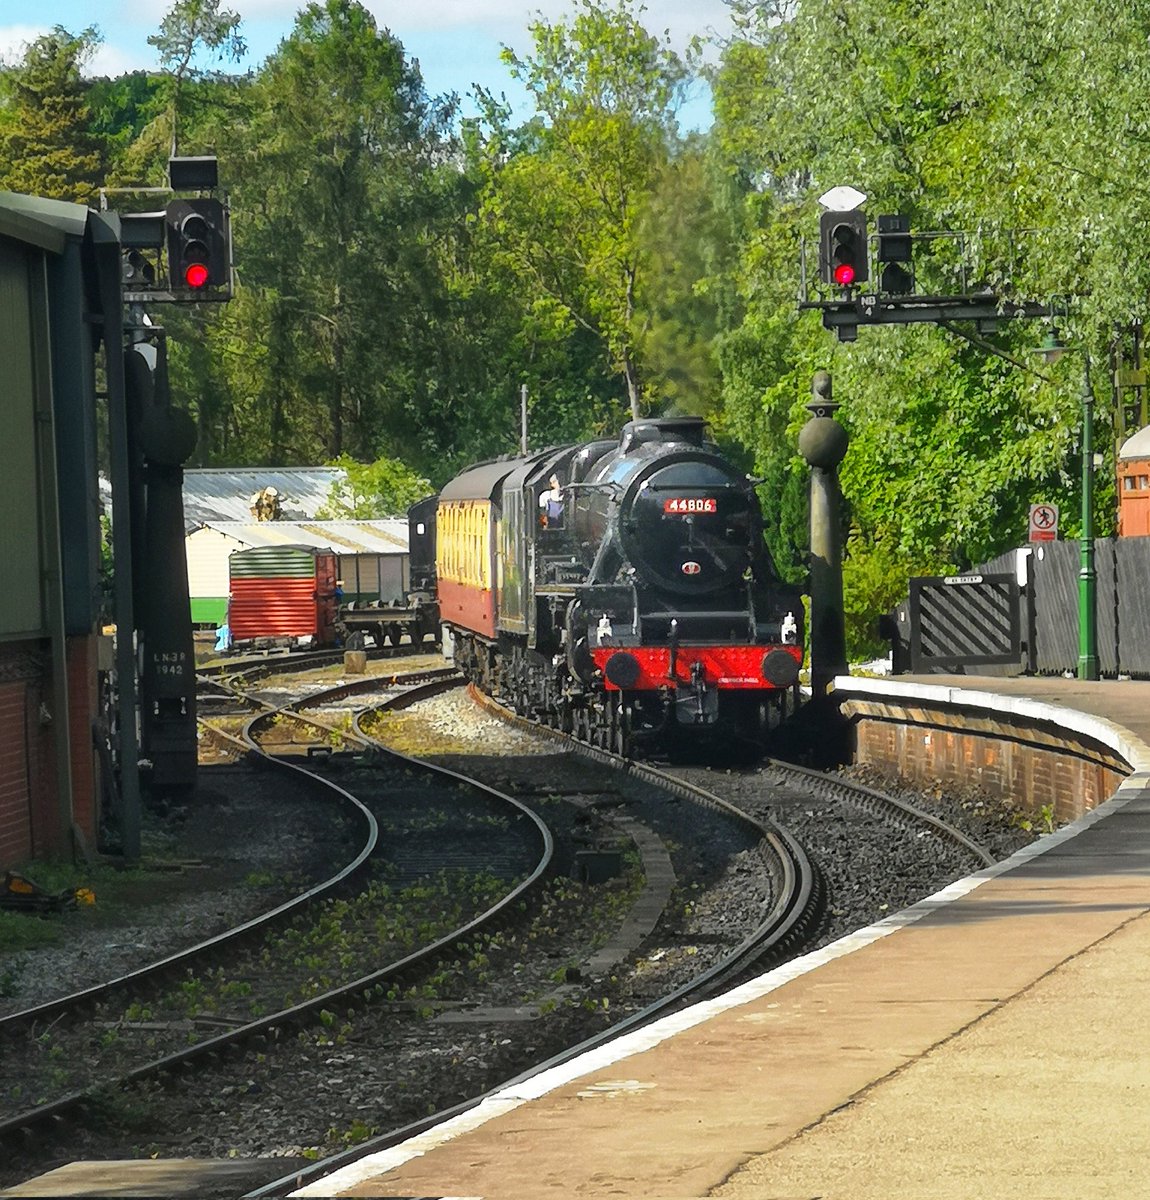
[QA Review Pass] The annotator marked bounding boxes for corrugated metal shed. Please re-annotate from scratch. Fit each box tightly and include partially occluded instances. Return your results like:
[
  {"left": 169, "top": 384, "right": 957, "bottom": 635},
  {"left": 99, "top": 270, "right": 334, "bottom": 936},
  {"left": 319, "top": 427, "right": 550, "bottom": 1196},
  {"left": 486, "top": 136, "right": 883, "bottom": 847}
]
[
  {"left": 101, "top": 467, "right": 349, "bottom": 530},
  {"left": 201, "top": 520, "right": 408, "bottom": 552},
  {"left": 182, "top": 467, "right": 347, "bottom": 525},
  {"left": 187, "top": 525, "right": 244, "bottom": 624}
]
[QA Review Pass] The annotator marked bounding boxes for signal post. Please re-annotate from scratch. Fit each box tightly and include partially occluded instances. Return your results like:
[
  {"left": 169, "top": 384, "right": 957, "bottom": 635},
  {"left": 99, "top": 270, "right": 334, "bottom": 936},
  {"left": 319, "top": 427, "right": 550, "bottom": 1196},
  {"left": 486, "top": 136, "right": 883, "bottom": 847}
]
[{"left": 103, "top": 156, "right": 234, "bottom": 846}]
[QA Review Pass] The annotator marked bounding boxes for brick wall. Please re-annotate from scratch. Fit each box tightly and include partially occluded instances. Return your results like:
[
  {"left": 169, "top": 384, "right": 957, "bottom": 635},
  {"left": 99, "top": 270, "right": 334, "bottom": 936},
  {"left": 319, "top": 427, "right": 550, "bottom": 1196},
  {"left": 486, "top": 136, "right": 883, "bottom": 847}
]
[
  {"left": 0, "top": 680, "right": 32, "bottom": 865},
  {"left": 0, "top": 644, "right": 45, "bottom": 864},
  {"left": 0, "top": 638, "right": 101, "bottom": 868},
  {"left": 839, "top": 695, "right": 1126, "bottom": 823}
]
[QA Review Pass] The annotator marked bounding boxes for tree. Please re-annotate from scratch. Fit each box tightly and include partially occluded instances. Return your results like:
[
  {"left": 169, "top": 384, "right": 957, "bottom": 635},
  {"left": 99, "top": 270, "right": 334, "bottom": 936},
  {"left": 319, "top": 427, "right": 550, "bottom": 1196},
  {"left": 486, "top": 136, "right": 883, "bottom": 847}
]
[
  {"left": 479, "top": 0, "right": 694, "bottom": 421},
  {"left": 148, "top": 0, "right": 245, "bottom": 154},
  {"left": 709, "top": 0, "right": 1140, "bottom": 653},
  {"left": 0, "top": 27, "right": 103, "bottom": 203},
  {"left": 86, "top": 71, "right": 166, "bottom": 167},
  {"left": 209, "top": 0, "right": 461, "bottom": 467},
  {"left": 317, "top": 455, "right": 431, "bottom": 518},
  {"left": 637, "top": 144, "right": 737, "bottom": 418}
]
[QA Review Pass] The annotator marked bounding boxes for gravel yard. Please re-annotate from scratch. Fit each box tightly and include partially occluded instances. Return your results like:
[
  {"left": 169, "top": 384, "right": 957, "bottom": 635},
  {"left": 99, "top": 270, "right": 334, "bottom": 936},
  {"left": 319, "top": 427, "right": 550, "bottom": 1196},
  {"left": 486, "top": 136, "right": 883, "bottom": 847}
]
[{"left": 0, "top": 770, "right": 355, "bottom": 1017}]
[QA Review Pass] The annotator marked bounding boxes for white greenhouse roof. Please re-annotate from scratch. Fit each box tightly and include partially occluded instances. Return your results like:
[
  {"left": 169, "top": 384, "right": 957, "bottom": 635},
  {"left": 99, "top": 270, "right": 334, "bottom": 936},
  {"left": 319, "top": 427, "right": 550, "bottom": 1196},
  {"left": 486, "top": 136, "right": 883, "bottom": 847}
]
[
  {"left": 192, "top": 520, "right": 409, "bottom": 555},
  {"left": 1119, "top": 425, "right": 1150, "bottom": 461}
]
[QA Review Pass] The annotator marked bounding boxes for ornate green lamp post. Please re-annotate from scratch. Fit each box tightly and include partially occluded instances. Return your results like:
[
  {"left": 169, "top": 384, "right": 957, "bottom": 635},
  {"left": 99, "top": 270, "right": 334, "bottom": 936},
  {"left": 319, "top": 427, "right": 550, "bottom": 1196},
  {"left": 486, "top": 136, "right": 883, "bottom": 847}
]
[{"left": 1037, "top": 330, "right": 1098, "bottom": 681}]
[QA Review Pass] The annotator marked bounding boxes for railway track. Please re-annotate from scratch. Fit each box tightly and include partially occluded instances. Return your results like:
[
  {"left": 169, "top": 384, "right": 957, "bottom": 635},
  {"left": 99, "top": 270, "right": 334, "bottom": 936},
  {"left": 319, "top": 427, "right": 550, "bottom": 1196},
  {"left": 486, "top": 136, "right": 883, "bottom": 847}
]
[
  {"left": 238, "top": 680, "right": 1009, "bottom": 1199},
  {"left": 3, "top": 668, "right": 1007, "bottom": 1195},
  {"left": 467, "top": 686, "right": 828, "bottom": 984},
  {"left": 195, "top": 640, "right": 439, "bottom": 688},
  {"left": 2, "top": 664, "right": 454, "bottom": 1041},
  {"left": 237, "top": 685, "right": 829, "bottom": 1199},
  {"left": 0, "top": 672, "right": 553, "bottom": 1160},
  {"left": 762, "top": 756, "right": 997, "bottom": 869},
  {"left": 469, "top": 684, "right": 998, "bottom": 871}
]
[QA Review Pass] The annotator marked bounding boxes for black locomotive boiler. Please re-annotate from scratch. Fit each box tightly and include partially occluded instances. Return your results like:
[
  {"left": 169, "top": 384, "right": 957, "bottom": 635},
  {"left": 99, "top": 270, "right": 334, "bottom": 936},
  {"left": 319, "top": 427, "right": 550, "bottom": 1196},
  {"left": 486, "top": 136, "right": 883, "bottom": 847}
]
[{"left": 433, "top": 417, "right": 804, "bottom": 755}]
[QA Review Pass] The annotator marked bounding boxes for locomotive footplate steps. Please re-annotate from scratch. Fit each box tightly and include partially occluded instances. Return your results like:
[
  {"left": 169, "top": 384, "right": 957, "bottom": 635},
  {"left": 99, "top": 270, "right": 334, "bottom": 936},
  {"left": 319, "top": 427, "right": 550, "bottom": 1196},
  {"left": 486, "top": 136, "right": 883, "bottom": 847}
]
[{"left": 0, "top": 1157, "right": 310, "bottom": 1197}]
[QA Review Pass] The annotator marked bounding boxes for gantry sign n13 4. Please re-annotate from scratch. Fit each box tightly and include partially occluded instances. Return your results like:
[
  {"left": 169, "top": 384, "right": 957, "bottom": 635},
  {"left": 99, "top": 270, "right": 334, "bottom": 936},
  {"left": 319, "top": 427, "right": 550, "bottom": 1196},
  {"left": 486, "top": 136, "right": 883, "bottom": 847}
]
[
  {"left": 801, "top": 203, "right": 1061, "bottom": 342},
  {"left": 810, "top": 290, "right": 1061, "bottom": 343}
]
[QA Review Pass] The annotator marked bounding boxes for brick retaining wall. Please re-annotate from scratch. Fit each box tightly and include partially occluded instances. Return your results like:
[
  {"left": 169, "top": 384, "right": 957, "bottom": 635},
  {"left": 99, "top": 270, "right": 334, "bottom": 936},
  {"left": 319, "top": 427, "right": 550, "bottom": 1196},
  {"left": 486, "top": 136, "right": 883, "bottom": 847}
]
[
  {"left": 838, "top": 693, "right": 1128, "bottom": 824},
  {"left": 0, "top": 644, "right": 49, "bottom": 864}
]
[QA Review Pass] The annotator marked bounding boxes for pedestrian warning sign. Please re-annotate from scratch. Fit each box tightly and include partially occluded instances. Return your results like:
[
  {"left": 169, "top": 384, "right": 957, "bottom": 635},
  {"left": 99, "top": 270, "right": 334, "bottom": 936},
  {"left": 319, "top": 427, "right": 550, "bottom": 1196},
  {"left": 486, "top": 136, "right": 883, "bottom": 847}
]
[{"left": 1028, "top": 503, "right": 1058, "bottom": 542}]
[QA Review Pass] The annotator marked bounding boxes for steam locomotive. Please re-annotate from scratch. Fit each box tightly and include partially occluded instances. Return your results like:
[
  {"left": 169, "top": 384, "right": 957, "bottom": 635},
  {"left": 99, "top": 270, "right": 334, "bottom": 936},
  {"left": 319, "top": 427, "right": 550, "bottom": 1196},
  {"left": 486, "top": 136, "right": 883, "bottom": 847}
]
[{"left": 434, "top": 417, "right": 804, "bottom": 755}]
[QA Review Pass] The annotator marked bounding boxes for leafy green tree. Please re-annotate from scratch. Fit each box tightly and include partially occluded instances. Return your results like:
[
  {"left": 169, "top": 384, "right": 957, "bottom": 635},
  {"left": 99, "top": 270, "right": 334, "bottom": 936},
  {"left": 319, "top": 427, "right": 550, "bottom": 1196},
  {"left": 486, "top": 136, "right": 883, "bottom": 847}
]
[
  {"left": 86, "top": 71, "right": 166, "bottom": 167},
  {"left": 480, "top": 0, "right": 694, "bottom": 421},
  {"left": 317, "top": 455, "right": 431, "bottom": 518},
  {"left": 711, "top": 0, "right": 1141, "bottom": 653},
  {"left": 0, "top": 27, "right": 103, "bottom": 202},
  {"left": 636, "top": 145, "right": 735, "bottom": 418},
  {"left": 207, "top": 0, "right": 462, "bottom": 468},
  {"left": 148, "top": 0, "right": 245, "bottom": 153}
]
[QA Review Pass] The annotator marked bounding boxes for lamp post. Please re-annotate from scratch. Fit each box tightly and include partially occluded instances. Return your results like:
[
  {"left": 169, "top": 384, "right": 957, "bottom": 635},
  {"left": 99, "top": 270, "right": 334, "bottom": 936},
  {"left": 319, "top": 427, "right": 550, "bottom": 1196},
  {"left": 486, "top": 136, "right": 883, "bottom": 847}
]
[
  {"left": 1076, "top": 355, "right": 1099, "bottom": 680},
  {"left": 1037, "top": 331, "right": 1098, "bottom": 681}
]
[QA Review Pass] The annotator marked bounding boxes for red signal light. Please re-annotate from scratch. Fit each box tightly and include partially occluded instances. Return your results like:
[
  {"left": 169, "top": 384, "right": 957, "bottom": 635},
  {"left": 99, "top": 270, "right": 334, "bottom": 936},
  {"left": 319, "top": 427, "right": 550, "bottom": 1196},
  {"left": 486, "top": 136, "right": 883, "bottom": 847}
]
[
  {"left": 165, "top": 198, "right": 228, "bottom": 296},
  {"left": 820, "top": 211, "right": 869, "bottom": 289}
]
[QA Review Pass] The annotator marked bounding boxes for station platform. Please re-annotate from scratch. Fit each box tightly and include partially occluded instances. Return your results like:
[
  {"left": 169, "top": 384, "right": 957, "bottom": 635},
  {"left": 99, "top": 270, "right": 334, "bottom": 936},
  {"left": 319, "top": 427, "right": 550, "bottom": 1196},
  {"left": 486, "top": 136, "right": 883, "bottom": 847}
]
[{"left": 288, "top": 674, "right": 1150, "bottom": 1199}]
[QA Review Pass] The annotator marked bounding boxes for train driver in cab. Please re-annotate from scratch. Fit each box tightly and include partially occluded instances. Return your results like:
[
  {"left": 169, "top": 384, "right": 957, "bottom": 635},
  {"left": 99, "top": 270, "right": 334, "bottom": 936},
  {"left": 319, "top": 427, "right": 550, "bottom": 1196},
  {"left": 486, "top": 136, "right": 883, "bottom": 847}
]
[{"left": 539, "top": 474, "right": 564, "bottom": 528}]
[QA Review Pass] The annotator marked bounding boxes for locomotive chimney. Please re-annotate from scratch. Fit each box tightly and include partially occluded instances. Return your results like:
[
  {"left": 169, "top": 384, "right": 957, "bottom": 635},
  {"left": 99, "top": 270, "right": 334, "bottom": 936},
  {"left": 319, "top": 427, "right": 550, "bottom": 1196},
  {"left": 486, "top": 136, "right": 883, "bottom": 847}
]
[
  {"left": 620, "top": 416, "right": 706, "bottom": 452},
  {"left": 798, "top": 370, "right": 849, "bottom": 696}
]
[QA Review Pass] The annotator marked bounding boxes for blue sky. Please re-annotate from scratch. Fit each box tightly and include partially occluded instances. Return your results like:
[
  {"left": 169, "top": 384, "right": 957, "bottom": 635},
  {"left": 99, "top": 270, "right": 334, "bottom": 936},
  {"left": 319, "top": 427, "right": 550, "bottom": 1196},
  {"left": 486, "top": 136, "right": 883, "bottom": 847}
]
[{"left": 0, "top": 0, "right": 735, "bottom": 131}]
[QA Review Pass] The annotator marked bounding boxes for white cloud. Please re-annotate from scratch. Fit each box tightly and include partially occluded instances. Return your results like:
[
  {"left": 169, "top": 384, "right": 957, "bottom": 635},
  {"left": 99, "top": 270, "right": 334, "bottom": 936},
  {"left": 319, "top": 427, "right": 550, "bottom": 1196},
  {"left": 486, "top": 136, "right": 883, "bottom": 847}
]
[
  {"left": 0, "top": 22, "right": 149, "bottom": 75},
  {"left": 87, "top": 41, "right": 145, "bottom": 77},
  {"left": 0, "top": 24, "right": 49, "bottom": 65}
]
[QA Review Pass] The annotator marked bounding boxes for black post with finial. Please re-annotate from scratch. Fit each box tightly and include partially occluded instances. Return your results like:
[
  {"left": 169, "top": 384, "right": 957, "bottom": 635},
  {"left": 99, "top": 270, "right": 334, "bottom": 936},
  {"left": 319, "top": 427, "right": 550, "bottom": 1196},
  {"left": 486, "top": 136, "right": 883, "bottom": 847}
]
[{"left": 798, "top": 370, "right": 850, "bottom": 696}]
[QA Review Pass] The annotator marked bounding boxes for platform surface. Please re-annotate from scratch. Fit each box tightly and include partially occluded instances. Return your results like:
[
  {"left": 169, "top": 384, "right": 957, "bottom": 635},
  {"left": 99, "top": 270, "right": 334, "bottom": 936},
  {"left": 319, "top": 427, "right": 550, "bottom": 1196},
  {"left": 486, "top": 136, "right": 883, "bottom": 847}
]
[
  {"left": 0, "top": 1158, "right": 308, "bottom": 1198},
  {"left": 277, "top": 675, "right": 1150, "bottom": 1198}
]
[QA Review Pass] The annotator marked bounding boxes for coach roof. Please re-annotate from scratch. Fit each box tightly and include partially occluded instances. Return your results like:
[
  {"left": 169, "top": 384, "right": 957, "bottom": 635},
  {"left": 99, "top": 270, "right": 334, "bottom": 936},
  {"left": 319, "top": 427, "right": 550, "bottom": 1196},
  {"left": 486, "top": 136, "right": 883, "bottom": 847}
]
[{"left": 438, "top": 458, "right": 529, "bottom": 503}]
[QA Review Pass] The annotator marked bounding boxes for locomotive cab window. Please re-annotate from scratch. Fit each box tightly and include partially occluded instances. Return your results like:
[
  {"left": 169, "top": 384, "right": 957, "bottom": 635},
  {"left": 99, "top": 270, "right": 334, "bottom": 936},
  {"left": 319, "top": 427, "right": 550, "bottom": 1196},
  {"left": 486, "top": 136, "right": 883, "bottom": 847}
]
[{"left": 539, "top": 475, "right": 565, "bottom": 529}]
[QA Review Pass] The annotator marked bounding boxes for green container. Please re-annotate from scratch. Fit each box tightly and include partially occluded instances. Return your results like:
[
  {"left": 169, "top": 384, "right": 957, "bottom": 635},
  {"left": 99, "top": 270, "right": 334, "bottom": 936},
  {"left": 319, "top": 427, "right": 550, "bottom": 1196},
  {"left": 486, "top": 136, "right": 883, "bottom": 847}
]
[{"left": 229, "top": 546, "right": 317, "bottom": 579}]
